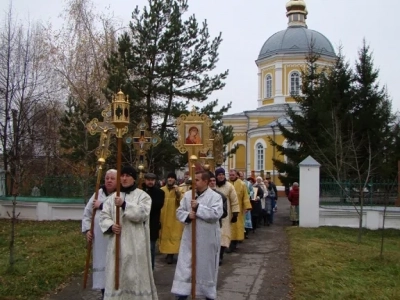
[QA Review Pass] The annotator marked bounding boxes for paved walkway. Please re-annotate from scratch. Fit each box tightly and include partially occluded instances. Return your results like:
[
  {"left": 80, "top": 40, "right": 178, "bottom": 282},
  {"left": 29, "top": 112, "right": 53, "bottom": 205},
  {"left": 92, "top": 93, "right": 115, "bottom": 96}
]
[{"left": 46, "top": 201, "right": 292, "bottom": 300}]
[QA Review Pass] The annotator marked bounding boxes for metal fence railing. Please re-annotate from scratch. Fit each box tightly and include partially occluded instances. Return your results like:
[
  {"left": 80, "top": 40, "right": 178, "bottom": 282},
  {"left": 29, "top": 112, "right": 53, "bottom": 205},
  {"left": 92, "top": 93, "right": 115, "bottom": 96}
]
[
  {"left": 19, "top": 175, "right": 97, "bottom": 199},
  {"left": 320, "top": 179, "right": 398, "bottom": 206}
]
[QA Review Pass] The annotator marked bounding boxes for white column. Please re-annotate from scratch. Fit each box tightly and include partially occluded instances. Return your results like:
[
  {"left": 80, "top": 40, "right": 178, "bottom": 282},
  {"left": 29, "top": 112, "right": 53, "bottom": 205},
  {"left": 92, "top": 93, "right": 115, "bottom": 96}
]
[
  {"left": 274, "top": 62, "right": 285, "bottom": 104},
  {"left": 299, "top": 156, "right": 320, "bottom": 227},
  {"left": 257, "top": 71, "right": 263, "bottom": 107},
  {"left": 37, "top": 202, "right": 49, "bottom": 221}
]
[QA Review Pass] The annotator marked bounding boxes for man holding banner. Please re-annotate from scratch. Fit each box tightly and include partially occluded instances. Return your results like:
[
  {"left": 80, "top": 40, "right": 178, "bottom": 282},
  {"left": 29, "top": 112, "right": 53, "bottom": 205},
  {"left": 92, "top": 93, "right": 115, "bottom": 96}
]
[{"left": 171, "top": 171, "right": 223, "bottom": 300}]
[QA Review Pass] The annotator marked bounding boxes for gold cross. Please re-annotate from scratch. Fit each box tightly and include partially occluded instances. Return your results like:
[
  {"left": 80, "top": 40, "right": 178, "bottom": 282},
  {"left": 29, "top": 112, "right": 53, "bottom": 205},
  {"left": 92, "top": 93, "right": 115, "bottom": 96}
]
[
  {"left": 125, "top": 117, "right": 161, "bottom": 166},
  {"left": 86, "top": 105, "right": 116, "bottom": 161}
]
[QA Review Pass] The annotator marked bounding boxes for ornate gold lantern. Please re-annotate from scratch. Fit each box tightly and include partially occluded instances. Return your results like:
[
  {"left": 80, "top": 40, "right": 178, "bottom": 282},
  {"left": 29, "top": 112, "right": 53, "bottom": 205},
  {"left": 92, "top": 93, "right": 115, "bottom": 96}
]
[{"left": 111, "top": 90, "right": 130, "bottom": 137}]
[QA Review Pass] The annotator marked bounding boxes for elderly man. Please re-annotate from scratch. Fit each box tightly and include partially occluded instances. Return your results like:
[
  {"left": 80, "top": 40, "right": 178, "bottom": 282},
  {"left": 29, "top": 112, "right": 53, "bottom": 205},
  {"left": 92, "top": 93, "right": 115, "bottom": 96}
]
[
  {"left": 171, "top": 171, "right": 223, "bottom": 300},
  {"left": 82, "top": 169, "right": 117, "bottom": 299},
  {"left": 100, "top": 166, "right": 157, "bottom": 300},
  {"left": 160, "top": 172, "right": 184, "bottom": 264},
  {"left": 228, "top": 169, "right": 252, "bottom": 252},
  {"left": 142, "top": 172, "right": 165, "bottom": 270}
]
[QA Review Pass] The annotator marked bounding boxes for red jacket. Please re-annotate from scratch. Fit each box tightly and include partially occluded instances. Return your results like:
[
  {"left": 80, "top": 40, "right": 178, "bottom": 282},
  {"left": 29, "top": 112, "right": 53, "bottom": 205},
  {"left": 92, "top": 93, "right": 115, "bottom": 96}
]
[{"left": 288, "top": 186, "right": 299, "bottom": 206}]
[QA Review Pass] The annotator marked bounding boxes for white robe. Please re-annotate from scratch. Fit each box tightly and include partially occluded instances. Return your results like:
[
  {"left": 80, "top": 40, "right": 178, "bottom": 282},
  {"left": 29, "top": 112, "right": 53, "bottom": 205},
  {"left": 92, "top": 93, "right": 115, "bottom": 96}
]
[
  {"left": 82, "top": 187, "right": 111, "bottom": 290},
  {"left": 171, "top": 188, "right": 223, "bottom": 299},
  {"left": 99, "top": 188, "right": 158, "bottom": 300}
]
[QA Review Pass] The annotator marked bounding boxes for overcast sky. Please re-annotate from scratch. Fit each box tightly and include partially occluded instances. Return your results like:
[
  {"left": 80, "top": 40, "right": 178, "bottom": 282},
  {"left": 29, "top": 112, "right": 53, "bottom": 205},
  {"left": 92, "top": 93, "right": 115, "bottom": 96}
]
[{"left": 3, "top": 0, "right": 399, "bottom": 114}]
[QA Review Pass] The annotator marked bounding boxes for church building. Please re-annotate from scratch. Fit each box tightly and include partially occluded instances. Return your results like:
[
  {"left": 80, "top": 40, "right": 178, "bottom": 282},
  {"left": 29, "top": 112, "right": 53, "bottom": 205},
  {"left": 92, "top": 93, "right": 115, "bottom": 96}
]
[{"left": 222, "top": 0, "right": 336, "bottom": 187}]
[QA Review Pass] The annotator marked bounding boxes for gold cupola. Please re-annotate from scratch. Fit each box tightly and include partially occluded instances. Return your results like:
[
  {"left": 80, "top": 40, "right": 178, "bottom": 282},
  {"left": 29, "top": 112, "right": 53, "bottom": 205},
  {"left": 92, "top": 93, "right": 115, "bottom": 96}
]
[{"left": 286, "top": 0, "right": 308, "bottom": 28}]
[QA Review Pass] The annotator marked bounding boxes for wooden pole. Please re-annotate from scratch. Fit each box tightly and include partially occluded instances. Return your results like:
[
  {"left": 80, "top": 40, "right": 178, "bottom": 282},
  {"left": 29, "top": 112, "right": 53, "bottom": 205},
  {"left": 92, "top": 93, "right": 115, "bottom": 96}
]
[
  {"left": 190, "top": 154, "right": 197, "bottom": 299},
  {"left": 115, "top": 138, "right": 122, "bottom": 290},
  {"left": 83, "top": 164, "right": 104, "bottom": 288}
]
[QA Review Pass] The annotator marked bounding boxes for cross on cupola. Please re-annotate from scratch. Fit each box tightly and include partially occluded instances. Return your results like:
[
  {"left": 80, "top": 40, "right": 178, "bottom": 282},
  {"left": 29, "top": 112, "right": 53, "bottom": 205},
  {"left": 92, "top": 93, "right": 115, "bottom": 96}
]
[{"left": 286, "top": 0, "right": 308, "bottom": 28}]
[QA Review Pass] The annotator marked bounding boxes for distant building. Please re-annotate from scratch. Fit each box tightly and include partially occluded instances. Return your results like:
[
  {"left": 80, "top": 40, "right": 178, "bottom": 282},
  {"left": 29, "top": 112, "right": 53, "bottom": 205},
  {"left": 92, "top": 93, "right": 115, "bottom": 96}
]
[{"left": 222, "top": 0, "right": 336, "bottom": 186}]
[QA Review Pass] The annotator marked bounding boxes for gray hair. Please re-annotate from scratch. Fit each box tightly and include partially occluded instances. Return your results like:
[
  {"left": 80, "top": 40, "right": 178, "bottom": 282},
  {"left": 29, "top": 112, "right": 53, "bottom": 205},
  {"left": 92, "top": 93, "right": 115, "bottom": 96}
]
[
  {"left": 105, "top": 169, "right": 117, "bottom": 177},
  {"left": 293, "top": 182, "right": 299, "bottom": 187}
]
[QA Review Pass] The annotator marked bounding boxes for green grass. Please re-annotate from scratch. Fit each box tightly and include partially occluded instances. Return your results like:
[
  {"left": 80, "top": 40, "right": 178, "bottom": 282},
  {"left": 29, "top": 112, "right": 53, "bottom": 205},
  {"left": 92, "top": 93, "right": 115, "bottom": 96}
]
[
  {"left": 0, "top": 219, "right": 85, "bottom": 300},
  {"left": 287, "top": 227, "right": 400, "bottom": 300}
]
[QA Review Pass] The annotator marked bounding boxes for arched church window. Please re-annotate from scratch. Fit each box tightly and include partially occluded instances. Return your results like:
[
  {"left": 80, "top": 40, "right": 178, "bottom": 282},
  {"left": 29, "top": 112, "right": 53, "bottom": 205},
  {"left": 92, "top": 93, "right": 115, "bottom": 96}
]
[
  {"left": 256, "top": 143, "right": 264, "bottom": 170},
  {"left": 290, "top": 71, "right": 300, "bottom": 95},
  {"left": 264, "top": 74, "right": 272, "bottom": 98}
]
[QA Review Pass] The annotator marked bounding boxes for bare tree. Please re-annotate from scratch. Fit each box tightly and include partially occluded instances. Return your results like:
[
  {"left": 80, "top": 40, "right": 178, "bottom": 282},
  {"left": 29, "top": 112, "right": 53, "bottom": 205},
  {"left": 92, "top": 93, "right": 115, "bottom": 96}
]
[
  {"left": 0, "top": 4, "right": 57, "bottom": 194},
  {"left": 45, "top": 0, "right": 122, "bottom": 107}
]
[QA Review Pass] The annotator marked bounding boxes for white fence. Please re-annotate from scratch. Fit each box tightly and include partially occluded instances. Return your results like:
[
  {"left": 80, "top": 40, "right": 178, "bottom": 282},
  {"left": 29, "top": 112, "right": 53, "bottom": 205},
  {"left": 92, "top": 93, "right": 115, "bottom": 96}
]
[
  {"left": 0, "top": 201, "right": 85, "bottom": 221},
  {"left": 299, "top": 156, "right": 400, "bottom": 230}
]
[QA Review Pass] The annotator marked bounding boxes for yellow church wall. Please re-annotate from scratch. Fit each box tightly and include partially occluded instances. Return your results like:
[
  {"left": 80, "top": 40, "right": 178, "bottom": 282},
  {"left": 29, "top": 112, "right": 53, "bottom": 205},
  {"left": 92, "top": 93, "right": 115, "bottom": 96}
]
[
  {"left": 235, "top": 144, "right": 246, "bottom": 170},
  {"left": 262, "top": 99, "right": 274, "bottom": 105},
  {"left": 257, "top": 117, "right": 276, "bottom": 127}
]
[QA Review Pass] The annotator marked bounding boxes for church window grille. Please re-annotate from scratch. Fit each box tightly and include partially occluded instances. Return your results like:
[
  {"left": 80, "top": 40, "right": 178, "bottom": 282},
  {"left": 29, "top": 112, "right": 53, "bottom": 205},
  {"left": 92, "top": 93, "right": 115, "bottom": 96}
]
[
  {"left": 265, "top": 74, "right": 272, "bottom": 98},
  {"left": 256, "top": 143, "right": 264, "bottom": 170},
  {"left": 290, "top": 71, "right": 300, "bottom": 95}
]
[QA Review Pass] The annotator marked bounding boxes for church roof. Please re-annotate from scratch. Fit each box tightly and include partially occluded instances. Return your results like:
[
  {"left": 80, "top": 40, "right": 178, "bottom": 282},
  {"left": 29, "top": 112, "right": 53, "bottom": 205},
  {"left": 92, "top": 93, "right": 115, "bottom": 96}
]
[
  {"left": 257, "top": 27, "right": 335, "bottom": 61},
  {"left": 257, "top": 0, "right": 335, "bottom": 61}
]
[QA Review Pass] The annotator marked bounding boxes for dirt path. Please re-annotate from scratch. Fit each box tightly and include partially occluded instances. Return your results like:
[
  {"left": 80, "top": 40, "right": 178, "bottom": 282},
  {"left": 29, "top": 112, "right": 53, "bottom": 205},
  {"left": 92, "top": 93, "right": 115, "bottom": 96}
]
[{"left": 46, "top": 200, "right": 292, "bottom": 300}]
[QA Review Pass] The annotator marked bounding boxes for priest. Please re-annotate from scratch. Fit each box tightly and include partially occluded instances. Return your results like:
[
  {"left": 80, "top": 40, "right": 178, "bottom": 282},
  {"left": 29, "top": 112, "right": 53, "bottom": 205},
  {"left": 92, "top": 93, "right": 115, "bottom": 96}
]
[
  {"left": 100, "top": 166, "right": 158, "bottom": 300},
  {"left": 171, "top": 171, "right": 223, "bottom": 300}
]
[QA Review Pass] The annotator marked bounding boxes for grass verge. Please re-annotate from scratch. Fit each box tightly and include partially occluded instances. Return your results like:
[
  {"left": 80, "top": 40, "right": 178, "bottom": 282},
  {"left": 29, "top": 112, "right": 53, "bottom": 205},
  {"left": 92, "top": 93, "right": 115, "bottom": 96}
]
[
  {"left": 0, "top": 219, "right": 85, "bottom": 300},
  {"left": 287, "top": 226, "right": 400, "bottom": 300}
]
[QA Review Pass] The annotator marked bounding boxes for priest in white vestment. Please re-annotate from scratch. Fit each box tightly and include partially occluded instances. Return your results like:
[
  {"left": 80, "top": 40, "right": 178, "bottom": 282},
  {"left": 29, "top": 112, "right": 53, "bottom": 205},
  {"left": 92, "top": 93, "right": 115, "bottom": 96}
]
[
  {"left": 171, "top": 171, "right": 223, "bottom": 300},
  {"left": 100, "top": 166, "right": 158, "bottom": 300},
  {"left": 82, "top": 169, "right": 117, "bottom": 298}
]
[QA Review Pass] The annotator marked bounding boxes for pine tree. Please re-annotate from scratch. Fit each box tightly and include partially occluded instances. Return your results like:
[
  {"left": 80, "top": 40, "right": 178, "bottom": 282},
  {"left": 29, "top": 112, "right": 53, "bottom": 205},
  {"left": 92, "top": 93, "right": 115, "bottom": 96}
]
[
  {"left": 59, "top": 95, "right": 103, "bottom": 173},
  {"left": 103, "top": 0, "right": 230, "bottom": 173},
  {"left": 271, "top": 48, "right": 354, "bottom": 185},
  {"left": 352, "top": 40, "right": 393, "bottom": 178}
]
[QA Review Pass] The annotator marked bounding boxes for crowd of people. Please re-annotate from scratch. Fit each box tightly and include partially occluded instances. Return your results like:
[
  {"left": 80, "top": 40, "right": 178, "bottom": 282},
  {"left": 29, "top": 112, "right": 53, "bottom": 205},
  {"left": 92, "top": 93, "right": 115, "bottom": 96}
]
[{"left": 81, "top": 166, "right": 300, "bottom": 300}]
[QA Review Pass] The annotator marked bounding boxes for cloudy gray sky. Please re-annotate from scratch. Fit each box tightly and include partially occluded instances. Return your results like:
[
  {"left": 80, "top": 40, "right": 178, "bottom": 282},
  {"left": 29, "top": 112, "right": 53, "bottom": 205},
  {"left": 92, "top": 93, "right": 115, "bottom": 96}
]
[{"left": 3, "top": 0, "right": 399, "bottom": 114}]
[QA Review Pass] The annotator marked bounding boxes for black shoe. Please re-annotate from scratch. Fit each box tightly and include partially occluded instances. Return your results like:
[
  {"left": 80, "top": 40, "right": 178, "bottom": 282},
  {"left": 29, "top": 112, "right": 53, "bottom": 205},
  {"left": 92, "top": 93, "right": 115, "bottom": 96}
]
[{"left": 177, "top": 296, "right": 188, "bottom": 300}]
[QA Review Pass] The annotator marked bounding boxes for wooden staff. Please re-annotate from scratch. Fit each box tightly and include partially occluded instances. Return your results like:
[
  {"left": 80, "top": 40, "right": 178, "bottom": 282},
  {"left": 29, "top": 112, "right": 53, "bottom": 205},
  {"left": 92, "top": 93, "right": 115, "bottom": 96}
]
[
  {"left": 189, "top": 154, "right": 197, "bottom": 299},
  {"left": 115, "top": 138, "right": 122, "bottom": 290},
  {"left": 83, "top": 163, "right": 105, "bottom": 288}
]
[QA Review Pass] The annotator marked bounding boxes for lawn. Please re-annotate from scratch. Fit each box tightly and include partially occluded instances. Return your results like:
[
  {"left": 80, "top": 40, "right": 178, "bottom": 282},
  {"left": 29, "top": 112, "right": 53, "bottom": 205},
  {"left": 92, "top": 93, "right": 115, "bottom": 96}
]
[
  {"left": 287, "top": 226, "right": 400, "bottom": 300},
  {"left": 0, "top": 219, "right": 85, "bottom": 300}
]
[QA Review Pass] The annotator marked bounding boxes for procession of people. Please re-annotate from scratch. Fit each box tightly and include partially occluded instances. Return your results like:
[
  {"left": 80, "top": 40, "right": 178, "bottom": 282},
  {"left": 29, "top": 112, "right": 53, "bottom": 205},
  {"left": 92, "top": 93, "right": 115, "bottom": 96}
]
[{"left": 82, "top": 164, "right": 298, "bottom": 300}]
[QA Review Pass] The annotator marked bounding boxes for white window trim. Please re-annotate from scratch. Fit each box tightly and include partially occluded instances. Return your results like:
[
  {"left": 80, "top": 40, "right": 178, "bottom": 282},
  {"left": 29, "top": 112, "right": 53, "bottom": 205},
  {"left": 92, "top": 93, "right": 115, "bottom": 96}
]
[
  {"left": 264, "top": 73, "right": 273, "bottom": 99},
  {"left": 288, "top": 70, "right": 301, "bottom": 96},
  {"left": 254, "top": 139, "right": 267, "bottom": 171}
]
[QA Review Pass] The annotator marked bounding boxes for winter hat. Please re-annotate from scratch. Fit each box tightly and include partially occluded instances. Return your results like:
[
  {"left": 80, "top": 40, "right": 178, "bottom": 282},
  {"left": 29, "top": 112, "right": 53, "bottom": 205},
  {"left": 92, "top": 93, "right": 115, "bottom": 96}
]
[
  {"left": 166, "top": 172, "right": 177, "bottom": 180},
  {"left": 121, "top": 165, "right": 137, "bottom": 180},
  {"left": 215, "top": 168, "right": 225, "bottom": 176},
  {"left": 144, "top": 173, "right": 157, "bottom": 179}
]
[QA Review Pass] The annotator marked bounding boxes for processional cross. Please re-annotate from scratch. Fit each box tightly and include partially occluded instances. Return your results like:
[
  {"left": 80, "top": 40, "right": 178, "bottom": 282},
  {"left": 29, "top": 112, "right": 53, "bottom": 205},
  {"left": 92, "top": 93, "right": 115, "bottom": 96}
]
[
  {"left": 125, "top": 117, "right": 161, "bottom": 170},
  {"left": 83, "top": 104, "right": 116, "bottom": 289}
]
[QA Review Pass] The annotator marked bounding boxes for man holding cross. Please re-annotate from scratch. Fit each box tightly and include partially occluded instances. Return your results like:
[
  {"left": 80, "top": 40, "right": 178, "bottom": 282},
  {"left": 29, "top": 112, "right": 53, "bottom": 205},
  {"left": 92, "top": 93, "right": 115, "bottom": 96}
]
[{"left": 100, "top": 166, "right": 158, "bottom": 300}]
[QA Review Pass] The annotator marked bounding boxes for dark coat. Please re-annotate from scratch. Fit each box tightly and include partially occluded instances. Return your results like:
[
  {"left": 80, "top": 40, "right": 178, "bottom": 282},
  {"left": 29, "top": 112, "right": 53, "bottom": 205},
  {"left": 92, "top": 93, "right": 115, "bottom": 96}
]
[
  {"left": 142, "top": 184, "right": 165, "bottom": 241},
  {"left": 250, "top": 186, "right": 264, "bottom": 217},
  {"left": 212, "top": 189, "right": 228, "bottom": 227}
]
